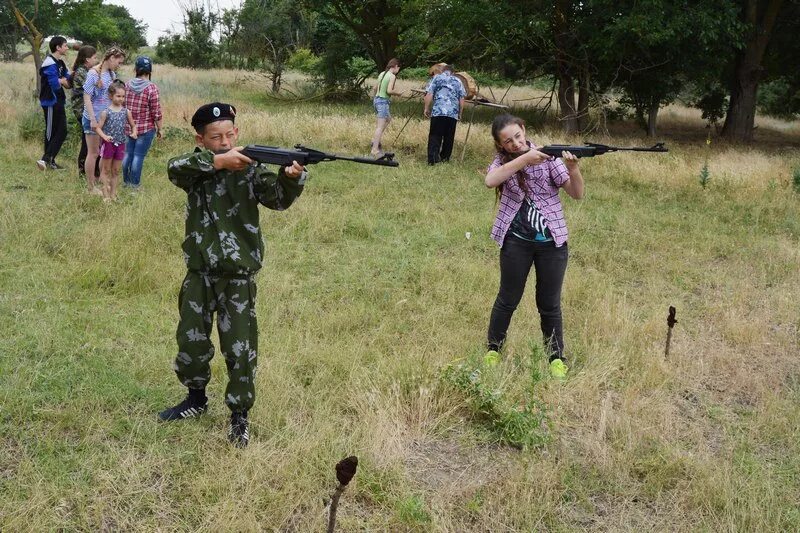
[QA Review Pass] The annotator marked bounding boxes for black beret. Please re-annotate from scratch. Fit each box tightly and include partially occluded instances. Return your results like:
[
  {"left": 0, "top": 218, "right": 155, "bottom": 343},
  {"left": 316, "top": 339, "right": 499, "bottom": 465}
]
[{"left": 191, "top": 102, "right": 237, "bottom": 130}]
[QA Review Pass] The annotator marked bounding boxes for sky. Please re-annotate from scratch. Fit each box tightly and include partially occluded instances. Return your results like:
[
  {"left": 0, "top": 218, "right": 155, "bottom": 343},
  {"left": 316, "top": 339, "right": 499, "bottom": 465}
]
[{"left": 106, "top": 0, "right": 241, "bottom": 46}]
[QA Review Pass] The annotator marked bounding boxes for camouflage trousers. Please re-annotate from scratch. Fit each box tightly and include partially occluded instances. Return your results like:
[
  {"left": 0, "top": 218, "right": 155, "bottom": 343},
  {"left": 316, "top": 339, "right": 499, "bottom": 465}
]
[{"left": 174, "top": 271, "right": 258, "bottom": 412}]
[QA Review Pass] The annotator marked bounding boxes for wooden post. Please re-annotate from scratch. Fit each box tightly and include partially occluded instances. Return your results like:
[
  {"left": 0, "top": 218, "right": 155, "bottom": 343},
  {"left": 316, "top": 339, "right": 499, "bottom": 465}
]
[
  {"left": 459, "top": 102, "right": 477, "bottom": 162},
  {"left": 326, "top": 456, "right": 358, "bottom": 533},
  {"left": 664, "top": 306, "right": 677, "bottom": 358}
]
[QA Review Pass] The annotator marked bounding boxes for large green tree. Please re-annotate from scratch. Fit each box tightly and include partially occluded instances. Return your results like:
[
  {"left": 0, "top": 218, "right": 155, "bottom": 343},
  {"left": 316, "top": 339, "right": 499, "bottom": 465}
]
[
  {"left": 303, "top": 0, "right": 432, "bottom": 71},
  {"left": 235, "top": 0, "right": 315, "bottom": 92},
  {"left": 592, "top": 0, "right": 743, "bottom": 136},
  {"left": 56, "top": 0, "right": 146, "bottom": 51},
  {"left": 8, "top": 0, "right": 59, "bottom": 93},
  {"left": 721, "top": 0, "right": 786, "bottom": 141},
  {"left": 156, "top": 6, "right": 219, "bottom": 69}
]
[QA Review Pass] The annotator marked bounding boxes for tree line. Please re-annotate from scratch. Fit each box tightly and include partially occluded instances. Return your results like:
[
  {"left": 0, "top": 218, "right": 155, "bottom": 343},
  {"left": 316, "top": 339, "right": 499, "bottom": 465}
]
[{"left": 5, "top": 0, "right": 799, "bottom": 142}]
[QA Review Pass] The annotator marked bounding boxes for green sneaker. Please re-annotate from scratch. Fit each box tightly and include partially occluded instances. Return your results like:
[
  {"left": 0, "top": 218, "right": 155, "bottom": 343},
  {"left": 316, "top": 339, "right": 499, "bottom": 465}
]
[
  {"left": 549, "top": 358, "right": 568, "bottom": 379},
  {"left": 483, "top": 350, "right": 500, "bottom": 367}
]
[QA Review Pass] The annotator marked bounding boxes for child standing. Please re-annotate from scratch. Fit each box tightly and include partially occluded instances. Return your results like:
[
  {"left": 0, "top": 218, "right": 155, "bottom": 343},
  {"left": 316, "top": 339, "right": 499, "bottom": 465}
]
[
  {"left": 484, "top": 114, "right": 584, "bottom": 378},
  {"left": 159, "top": 102, "right": 307, "bottom": 448},
  {"left": 83, "top": 47, "right": 126, "bottom": 194},
  {"left": 95, "top": 81, "right": 136, "bottom": 202},
  {"left": 370, "top": 58, "right": 402, "bottom": 157},
  {"left": 70, "top": 45, "right": 97, "bottom": 177},
  {"left": 37, "top": 36, "right": 72, "bottom": 171}
]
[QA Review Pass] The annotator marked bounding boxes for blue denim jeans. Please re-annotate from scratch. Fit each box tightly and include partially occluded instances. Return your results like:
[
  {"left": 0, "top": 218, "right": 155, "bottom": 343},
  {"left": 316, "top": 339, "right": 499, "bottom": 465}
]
[{"left": 122, "top": 129, "right": 156, "bottom": 187}]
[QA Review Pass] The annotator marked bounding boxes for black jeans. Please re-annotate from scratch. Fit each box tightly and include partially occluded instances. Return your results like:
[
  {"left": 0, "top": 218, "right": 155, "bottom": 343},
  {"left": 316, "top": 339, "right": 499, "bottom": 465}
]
[
  {"left": 42, "top": 102, "right": 67, "bottom": 164},
  {"left": 487, "top": 234, "right": 569, "bottom": 361},
  {"left": 427, "top": 115, "right": 457, "bottom": 164}
]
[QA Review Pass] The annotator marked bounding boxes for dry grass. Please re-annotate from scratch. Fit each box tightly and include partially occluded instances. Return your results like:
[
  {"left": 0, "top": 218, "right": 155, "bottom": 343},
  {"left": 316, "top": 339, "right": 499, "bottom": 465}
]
[{"left": 1, "top": 59, "right": 799, "bottom": 531}]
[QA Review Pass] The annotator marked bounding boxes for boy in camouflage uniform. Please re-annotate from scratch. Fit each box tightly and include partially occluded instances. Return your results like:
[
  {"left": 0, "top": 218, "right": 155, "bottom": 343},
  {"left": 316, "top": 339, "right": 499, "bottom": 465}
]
[{"left": 159, "top": 102, "right": 306, "bottom": 448}]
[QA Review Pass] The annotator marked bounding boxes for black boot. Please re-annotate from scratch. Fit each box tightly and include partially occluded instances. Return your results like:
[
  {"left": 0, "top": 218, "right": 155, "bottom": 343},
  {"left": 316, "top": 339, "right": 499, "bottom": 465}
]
[
  {"left": 228, "top": 411, "right": 249, "bottom": 448},
  {"left": 158, "top": 388, "right": 208, "bottom": 421}
]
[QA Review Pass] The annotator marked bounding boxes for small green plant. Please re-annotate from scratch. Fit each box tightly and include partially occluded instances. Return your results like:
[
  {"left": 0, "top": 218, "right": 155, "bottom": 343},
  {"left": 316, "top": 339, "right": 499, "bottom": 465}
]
[
  {"left": 699, "top": 163, "right": 710, "bottom": 189},
  {"left": 792, "top": 167, "right": 800, "bottom": 194},
  {"left": 395, "top": 494, "right": 431, "bottom": 525},
  {"left": 699, "top": 131, "right": 712, "bottom": 189},
  {"left": 441, "top": 352, "right": 548, "bottom": 449}
]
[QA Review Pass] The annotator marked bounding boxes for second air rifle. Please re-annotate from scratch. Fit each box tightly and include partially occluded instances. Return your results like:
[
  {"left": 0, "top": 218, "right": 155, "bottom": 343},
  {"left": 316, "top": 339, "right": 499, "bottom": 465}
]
[
  {"left": 241, "top": 144, "right": 400, "bottom": 168},
  {"left": 539, "top": 142, "right": 668, "bottom": 158}
]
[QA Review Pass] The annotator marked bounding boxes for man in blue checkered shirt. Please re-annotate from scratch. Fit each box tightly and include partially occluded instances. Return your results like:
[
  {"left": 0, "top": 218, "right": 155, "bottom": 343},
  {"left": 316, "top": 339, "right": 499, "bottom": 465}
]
[{"left": 423, "top": 64, "right": 466, "bottom": 165}]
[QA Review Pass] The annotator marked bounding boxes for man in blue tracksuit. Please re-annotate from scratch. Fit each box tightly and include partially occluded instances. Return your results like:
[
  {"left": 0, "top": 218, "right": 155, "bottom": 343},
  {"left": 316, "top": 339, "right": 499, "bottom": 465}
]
[{"left": 38, "top": 36, "right": 72, "bottom": 171}]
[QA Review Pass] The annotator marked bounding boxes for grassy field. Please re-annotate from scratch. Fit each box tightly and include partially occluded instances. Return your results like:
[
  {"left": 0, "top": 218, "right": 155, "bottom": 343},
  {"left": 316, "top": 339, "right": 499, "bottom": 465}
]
[{"left": 1, "top": 59, "right": 799, "bottom": 531}]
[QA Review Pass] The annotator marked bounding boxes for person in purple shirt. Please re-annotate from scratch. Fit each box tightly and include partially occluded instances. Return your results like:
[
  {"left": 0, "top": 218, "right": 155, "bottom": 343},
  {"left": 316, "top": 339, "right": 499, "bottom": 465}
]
[{"left": 483, "top": 114, "right": 584, "bottom": 378}]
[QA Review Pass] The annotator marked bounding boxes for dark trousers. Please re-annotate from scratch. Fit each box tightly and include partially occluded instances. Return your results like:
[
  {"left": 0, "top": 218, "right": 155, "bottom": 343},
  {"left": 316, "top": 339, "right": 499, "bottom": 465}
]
[
  {"left": 42, "top": 102, "right": 67, "bottom": 164},
  {"left": 487, "top": 234, "right": 569, "bottom": 361},
  {"left": 78, "top": 132, "right": 87, "bottom": 173},
  {"left": 427, "top": 115, "right": 458, "bottom": 164}
]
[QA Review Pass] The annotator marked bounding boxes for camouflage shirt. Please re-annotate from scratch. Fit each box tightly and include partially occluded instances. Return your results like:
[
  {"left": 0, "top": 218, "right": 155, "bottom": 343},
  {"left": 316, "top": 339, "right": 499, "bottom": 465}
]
[
  {"left": 70, "top": 66, "right": 88, "bottom": 121},
  {"left": 168, "top": 148, "right": 306, "bottom": 275}
]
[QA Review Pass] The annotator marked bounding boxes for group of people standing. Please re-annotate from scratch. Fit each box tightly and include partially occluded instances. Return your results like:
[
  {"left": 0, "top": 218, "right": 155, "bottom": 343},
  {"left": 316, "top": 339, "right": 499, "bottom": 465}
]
[
  {"left": 38, "top": 36, "right": 162, "bottom": 201},
  {"left": 30, "top": 43, "right": 587, "bottom": 446},
  {"left": 371, "top": 59, "right": 466, "bottom": 165}
]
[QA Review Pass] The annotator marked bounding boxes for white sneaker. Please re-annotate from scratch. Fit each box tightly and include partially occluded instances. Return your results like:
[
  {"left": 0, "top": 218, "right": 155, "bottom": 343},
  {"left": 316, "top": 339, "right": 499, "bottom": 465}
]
[{"left": 36, "top": 160, "right": 47, "bottom": 171}]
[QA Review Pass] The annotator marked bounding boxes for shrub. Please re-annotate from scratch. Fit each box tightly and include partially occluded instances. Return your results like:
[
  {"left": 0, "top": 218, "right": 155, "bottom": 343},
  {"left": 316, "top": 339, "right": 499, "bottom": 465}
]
[
  {"left": 441, "top": 353, "right": 548, "bottom": 449},
  {"left": 758, "top": 78, "right": 800, "bottom": 120},
  {"left": 18, "top": 106, "right": 42, "bottom": 141},
  {"left": 692, "top": 82, "right": 728, "bottom": 125},
  {"left": 286, "top": 48, "right": 321, "bottom": 74}
]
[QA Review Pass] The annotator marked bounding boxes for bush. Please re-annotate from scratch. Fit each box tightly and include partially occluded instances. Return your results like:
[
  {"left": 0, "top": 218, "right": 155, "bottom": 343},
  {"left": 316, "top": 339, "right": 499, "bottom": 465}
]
[
  {"left": 400, "top": 67, "right": 430, "bottom": 81},
  {"left": 286, "top": 48, "right": 321, "bottom": 74},
  {"left": 758, "top": 78, "right": 800, "bottom": 120},
  {"left": 692, "top": 82, "right": 728, "bottom": 125},
  {"left": 18, "top": 106, "right": 42, "bottom": 141},
  {"left": 441, "top": 353, "right": 548, "bottom": 449}
]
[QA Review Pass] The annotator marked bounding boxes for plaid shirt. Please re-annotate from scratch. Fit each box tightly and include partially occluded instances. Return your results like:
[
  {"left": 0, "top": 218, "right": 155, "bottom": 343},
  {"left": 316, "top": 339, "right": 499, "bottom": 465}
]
[
  {"left": 488, "top": 143, "right": 571, "bottom": 248},
  {"left": 124, "top": 81, "right": 162, "bottom": 136}
]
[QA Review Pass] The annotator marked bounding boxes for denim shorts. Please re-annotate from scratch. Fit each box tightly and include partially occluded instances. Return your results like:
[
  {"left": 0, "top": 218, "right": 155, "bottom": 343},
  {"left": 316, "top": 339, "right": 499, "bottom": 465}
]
[
  {"left": 82, "top": 115, "right": 97, "bottom": 135},
  {"left": 373, "top": 96, "right": 390, "bottom": 119}
]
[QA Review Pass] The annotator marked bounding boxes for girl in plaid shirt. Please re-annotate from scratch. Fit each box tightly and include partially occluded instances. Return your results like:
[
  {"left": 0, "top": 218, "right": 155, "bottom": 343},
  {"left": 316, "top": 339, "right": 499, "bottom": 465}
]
[
  {"left": 122, "top": 56, "right": 162, "bottom": 189},
  {"left": 484, "top": 114, "right": 584, "bottom": 378}
]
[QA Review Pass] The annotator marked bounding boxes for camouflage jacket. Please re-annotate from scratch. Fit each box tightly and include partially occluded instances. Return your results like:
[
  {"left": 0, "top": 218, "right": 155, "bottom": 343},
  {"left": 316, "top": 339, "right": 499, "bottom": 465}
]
[{"left": 167, "top": 148, "right": 306, "bottom": 275}]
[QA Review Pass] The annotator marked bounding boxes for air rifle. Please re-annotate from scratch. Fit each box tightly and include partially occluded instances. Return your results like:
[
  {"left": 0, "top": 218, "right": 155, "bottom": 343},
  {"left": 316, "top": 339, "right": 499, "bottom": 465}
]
[
  {"left": 539, "top": 142, "right": 668, "bottom": 158},
  {"left": 241, "top": 144, "right": 399, "bottom": 168}
]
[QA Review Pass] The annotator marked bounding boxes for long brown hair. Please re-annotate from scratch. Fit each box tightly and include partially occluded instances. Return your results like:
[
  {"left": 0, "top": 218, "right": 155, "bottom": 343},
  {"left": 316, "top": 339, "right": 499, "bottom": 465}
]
[
  {"left": 100, "top": 46, "right": 126, "bottom": 67},
  {"left": 491, "top": 114, "right": 530, "bottom": 198},
  {"left": 384, "top": 58, "right": 400, "bottom": 72},
  {"left": 72, "top": 45, "right": 96, "bottom": 73}
]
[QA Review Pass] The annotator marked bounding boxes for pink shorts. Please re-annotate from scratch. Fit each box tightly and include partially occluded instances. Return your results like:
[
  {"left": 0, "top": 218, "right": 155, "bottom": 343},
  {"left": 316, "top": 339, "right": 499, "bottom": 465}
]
[{"left": 101, "top": 140, "right": 126, "bottom": 160}]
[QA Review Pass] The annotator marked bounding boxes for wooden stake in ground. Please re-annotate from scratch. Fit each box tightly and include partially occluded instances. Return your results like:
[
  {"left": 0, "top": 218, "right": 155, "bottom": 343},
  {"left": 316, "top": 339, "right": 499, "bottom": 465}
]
[
  {"left": 326, "top": 456, "right": 358, "bottom": 533},
  {"left": 665, "top": 306, "right": 678, "bottom": 357}
]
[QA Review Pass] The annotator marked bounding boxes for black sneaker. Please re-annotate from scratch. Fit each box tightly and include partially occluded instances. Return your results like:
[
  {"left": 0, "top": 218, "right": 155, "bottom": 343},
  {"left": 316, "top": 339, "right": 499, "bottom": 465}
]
[
  {"left": 228, "top": 411, "right": 249, "bottom": 448},
  {"left": 158, "top": 394, "right": 208, "bottom": 421},
  {"left": 49, "top": 161, "right": 66, "bottom": 170}
]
